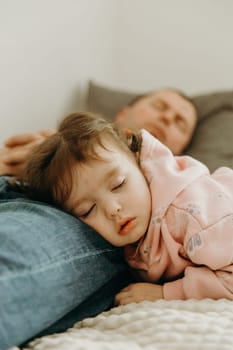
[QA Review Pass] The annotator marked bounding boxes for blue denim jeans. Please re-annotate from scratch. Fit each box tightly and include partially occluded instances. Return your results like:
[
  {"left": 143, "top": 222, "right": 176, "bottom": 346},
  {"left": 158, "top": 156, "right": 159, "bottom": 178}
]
[{"left": 0, "top": 177, "right": 132, "bottom": 350}]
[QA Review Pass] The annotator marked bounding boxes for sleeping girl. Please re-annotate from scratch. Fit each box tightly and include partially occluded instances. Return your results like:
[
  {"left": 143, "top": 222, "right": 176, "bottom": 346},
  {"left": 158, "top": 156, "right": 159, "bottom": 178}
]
[{"left": 23, "top": 112, "right": 233, "bottom": 304}]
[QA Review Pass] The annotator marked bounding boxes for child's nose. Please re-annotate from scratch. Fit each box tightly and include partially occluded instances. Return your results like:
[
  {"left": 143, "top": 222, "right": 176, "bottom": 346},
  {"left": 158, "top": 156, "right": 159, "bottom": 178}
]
[{"left": 105, "top": 200, "right": 122, "bottom": 218}]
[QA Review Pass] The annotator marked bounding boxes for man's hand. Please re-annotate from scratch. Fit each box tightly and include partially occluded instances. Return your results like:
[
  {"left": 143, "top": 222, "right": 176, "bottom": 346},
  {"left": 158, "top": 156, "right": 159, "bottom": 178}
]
[
  {"left": 115, "top": 282, "right": 163, "bottom": 306},
  {"left": 0, "top": 129, "right": 55, "bottom": 177}
]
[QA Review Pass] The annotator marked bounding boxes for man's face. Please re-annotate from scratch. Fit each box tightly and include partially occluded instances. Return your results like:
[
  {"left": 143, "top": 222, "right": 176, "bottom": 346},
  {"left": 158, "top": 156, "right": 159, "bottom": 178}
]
[{"left": 116, "top": 89, "right": 197, "bottom": 154}]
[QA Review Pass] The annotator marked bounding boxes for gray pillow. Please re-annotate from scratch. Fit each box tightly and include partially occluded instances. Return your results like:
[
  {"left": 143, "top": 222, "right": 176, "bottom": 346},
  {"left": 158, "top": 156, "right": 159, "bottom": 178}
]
[
  {"left": 86, "top": 81, "right": 233, "bottom": 172},
  {"left": 187, "top": 91, "right": 233, "bottom": 171},
  {"left": 86, "top": 81, "right": 138, "bottom": 121}
]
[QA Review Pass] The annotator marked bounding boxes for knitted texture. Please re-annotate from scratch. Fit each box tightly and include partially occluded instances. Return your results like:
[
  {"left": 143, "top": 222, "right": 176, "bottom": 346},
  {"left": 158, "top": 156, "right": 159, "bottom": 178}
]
[{"left": 16, "top": 299, "right": 233, "bottom": 350}]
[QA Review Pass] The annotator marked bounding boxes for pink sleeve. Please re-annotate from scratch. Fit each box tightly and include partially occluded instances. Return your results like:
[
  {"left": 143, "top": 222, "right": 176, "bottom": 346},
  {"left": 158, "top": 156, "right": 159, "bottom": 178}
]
[
  {"left": 163, "top": 266, "right": 233, "bottom": 300},
  {"left": 185, "top": 215, "right": 233, "bottom": 270},
  {"left": 163, "top": 216, "right": 233, "bottom": 300}
]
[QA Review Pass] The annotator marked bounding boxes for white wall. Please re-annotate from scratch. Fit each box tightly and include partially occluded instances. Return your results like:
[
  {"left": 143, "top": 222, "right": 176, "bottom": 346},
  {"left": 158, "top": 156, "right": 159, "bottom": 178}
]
[
  {"left": 0, "top": 0, "right": 233, "bottom": 144},
  {"left": 0, "top": 0, "right": 119, "bottom": 143},
  {"left": 100, "top": 0, "right": 233, "bottom": 94}
]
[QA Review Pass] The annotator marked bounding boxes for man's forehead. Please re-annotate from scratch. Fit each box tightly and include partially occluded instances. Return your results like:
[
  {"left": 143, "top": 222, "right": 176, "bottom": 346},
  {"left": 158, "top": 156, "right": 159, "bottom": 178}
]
[
  {"left": 154, "top": 90, "right": 195, "bottom": 111},
  {"left": 152, "top": 89, "right": 186, "bottom": 101}
]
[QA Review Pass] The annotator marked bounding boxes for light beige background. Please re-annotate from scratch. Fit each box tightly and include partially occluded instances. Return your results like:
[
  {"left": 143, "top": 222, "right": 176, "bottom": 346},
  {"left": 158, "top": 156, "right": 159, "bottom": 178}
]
[{"left": 0, "top": 0, "right": 232, "bottom": 143}]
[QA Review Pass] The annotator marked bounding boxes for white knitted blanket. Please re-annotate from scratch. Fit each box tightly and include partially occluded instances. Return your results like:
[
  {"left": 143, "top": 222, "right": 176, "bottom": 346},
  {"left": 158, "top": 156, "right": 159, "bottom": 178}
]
[{"left": 17, "top": 299, "right": 233, "bottom": 350}]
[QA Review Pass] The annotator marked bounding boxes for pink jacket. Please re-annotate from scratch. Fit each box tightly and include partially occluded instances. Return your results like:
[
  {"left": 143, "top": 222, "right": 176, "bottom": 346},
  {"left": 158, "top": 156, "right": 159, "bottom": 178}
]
[{"left": 124, "top": 130, "right": 233, "bottom": 300}]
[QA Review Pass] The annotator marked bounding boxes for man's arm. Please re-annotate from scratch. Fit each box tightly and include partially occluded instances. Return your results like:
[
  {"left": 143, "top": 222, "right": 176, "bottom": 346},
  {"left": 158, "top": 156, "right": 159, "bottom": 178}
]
[{"left": 0, "top": 129, "right": 55, "bottom": 177}]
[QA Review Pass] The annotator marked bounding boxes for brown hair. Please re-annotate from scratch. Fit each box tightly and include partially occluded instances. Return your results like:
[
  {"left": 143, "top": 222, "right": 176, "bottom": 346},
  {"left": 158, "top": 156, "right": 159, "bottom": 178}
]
[{"left": 23, "top": 112, "right": 141, "bottom": 208}]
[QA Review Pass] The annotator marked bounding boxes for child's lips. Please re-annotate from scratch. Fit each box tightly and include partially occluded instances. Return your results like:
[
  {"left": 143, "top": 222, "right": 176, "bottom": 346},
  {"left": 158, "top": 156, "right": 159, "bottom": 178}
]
[{"left": 118, "top": 218, "right": 136, "bottom": 236}]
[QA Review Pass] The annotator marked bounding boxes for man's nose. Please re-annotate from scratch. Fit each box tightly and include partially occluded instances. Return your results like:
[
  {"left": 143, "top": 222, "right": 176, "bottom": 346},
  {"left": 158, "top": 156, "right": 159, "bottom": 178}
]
[{"left": 160, "top": 110, "right": 175, "bottom": 125}]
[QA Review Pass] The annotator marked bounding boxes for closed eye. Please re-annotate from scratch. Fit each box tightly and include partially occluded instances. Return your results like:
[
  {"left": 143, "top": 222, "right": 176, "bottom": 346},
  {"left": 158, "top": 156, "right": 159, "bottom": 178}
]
[
  {"left": 78, "top": 204, "right": 95, "bottom": 219},
  {"left": 175, "top": 116, "right": 187, "bottom": 132},
  {"left": 112, "top": 178, "right": 126, "bottom": 191},
  {"left": 151, "top": 100, "right": 167, "bottom": 111}
]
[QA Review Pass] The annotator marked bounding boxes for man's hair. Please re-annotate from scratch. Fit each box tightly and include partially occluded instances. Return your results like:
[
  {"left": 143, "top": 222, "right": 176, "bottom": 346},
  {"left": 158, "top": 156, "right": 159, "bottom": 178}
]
[
  {"left": 127, "top": 88, "right": 196, "bottom": 111},
  {"left": 23, "top": 112, "right": 141, "bottom": 208}
]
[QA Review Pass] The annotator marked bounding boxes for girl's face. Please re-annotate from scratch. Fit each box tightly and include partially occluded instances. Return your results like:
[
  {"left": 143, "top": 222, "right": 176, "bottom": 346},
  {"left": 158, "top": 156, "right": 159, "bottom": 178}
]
[{"left": 65, "top": 142, "right": 151, "bottom": 247}]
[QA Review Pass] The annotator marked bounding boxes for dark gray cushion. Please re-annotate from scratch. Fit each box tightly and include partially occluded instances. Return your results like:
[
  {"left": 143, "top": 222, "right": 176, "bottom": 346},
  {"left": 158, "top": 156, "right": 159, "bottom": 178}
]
[
  {"left": 187, "top": 91, "right": 233, "bottom": 171},
  {"left": 86, "top": 80, "right": 138, "bottom": 121},
  {"left": 86, "top": 81, "right": 233, "bottom": 172}
]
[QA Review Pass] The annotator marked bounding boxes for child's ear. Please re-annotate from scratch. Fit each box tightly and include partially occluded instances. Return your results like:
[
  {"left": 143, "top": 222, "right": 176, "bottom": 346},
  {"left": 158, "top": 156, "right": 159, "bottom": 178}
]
[
  {"left": 122, "top": 128, "right": 134, "bottom": 138},
  {"left": 122, "top": 129, "right": 141, "bottom": 154},
  {"left": 130, "top": 134, "right": 140, "bottom": 153}
]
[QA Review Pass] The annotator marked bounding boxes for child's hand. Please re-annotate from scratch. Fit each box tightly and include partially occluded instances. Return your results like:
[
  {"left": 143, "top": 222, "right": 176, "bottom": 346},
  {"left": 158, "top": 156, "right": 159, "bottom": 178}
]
[{"left": 114, "top": 282, "right": 163, "bottom": 306}]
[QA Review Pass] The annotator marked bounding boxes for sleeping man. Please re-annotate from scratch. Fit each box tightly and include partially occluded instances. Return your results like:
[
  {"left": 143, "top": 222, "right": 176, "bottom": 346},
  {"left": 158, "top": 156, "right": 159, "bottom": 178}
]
[
  {"left": 1, "top": 87, "right": 233, "bottom": 176},
  {"left": 0, "top": 88, "right": 197, "bottom": 177},
  {"left": 1, "top": 86, "right": 233, "bottom": 349}
]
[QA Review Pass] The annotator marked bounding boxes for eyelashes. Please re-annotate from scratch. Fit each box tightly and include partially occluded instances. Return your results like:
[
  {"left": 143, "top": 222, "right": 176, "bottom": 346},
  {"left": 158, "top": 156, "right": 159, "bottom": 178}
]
[
  {"left": 77, "top": 178, "right": 127, "bottom": 219},
  {"left": 77, "top": 205, "right": 95, "bottom": 219},
  {"left": 112, "top": 178, "right": 126, "bottom": 191}
]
